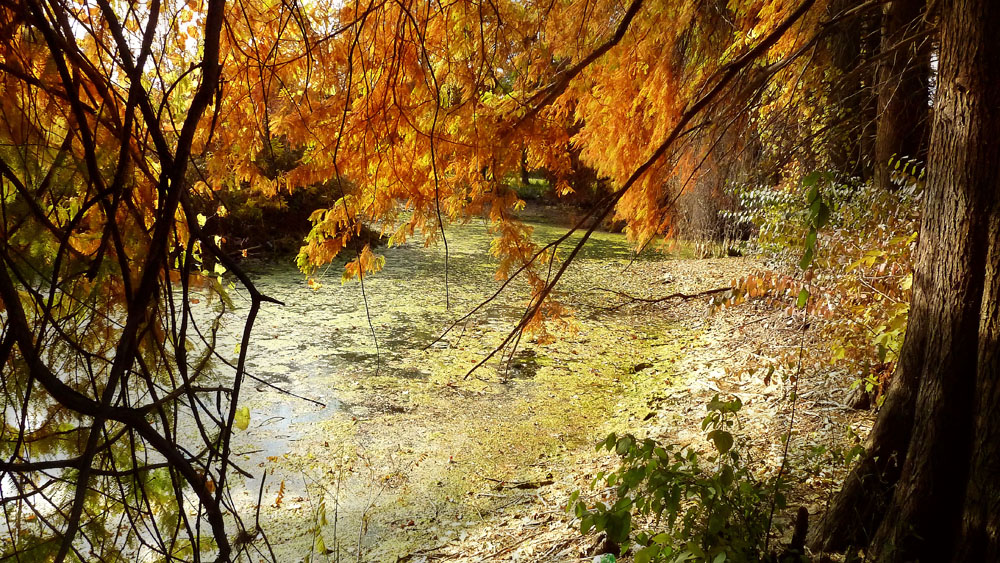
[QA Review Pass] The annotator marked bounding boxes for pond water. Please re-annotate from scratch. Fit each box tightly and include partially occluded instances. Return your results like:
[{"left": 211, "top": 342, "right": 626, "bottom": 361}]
[
  {"left": 217, "top": 217, "right": 648, "bottom": 449},
  {"left": 205, "top": 214, "right": 681, "bottom": 561}
]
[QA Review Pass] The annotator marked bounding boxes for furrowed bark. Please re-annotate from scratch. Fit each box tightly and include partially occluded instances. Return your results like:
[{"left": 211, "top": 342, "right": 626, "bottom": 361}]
[{"left": 813, "top": 0, "right": 1000, "bottom": 559}]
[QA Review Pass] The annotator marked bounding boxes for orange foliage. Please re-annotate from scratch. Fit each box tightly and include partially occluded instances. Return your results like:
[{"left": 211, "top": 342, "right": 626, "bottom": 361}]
[
  {"left": 1, "top": 0, "right": 835, "bottom": 324},
  {"left": 189, "top": 0, "right": 834, "bottom": 324}
]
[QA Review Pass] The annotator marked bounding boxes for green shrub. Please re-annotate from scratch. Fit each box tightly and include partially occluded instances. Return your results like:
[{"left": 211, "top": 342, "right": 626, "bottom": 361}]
[
  {"left": 571, "top": 396, "right": 787, "bottom": 563},
  {"left": 718, "top": 169, "right": 922, "bottom": 400}
]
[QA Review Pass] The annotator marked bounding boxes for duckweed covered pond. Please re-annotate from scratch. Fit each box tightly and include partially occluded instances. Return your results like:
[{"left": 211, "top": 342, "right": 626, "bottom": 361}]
[{"left": 213, "top": 215, "right": 707, "bottom": 561}]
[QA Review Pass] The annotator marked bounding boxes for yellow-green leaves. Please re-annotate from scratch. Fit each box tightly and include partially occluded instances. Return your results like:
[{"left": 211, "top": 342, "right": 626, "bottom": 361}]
[
  {"left": 799, "top": 171, "right": 831, "bottom": 273},
  {"left": 234, "top": 406, "right": 250, "bottom": 431}
]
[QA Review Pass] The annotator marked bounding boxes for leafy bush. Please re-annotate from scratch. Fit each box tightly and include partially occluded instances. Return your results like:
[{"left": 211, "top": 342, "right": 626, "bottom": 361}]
[
  {"left": 717, "top": 168, "right": 922, "bottom": 400},
  {"left": 570, "top": 396, "right": 787, "bottom": 563}
]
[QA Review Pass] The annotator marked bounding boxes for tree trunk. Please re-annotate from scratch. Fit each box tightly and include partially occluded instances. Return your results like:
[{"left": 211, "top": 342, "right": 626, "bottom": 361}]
[
  {"left": 812, "top": 0, "right": 1000, "bottom": 559},
  {"left": 955, "top": 206, "right": 1000, "bottom": 560},
  {"left": 825, "top": 0, "right": 878, "bottom": 180},
  {"left": 873, "top": 0, "right": 930, "bottom": 190}
]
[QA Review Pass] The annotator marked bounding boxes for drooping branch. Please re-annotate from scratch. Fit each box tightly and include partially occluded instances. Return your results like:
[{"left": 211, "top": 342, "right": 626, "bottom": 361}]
[
  {"left": 461, "top": 0, "right": 819, "bottom": 377},
  {"left": 507, "top": 0, "right": 645, "bottom": 133}
]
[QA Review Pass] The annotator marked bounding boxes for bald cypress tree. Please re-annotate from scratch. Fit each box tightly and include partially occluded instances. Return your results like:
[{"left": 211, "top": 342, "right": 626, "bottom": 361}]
[{"left": 812, "top": 0, "right": 1000, "bottom": 559}]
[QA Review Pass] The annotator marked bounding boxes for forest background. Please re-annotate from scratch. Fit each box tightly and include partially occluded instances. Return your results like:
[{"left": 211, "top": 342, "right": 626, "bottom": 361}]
[{"left": 1, "top": 0, "right": 998, "bottom": 561}]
